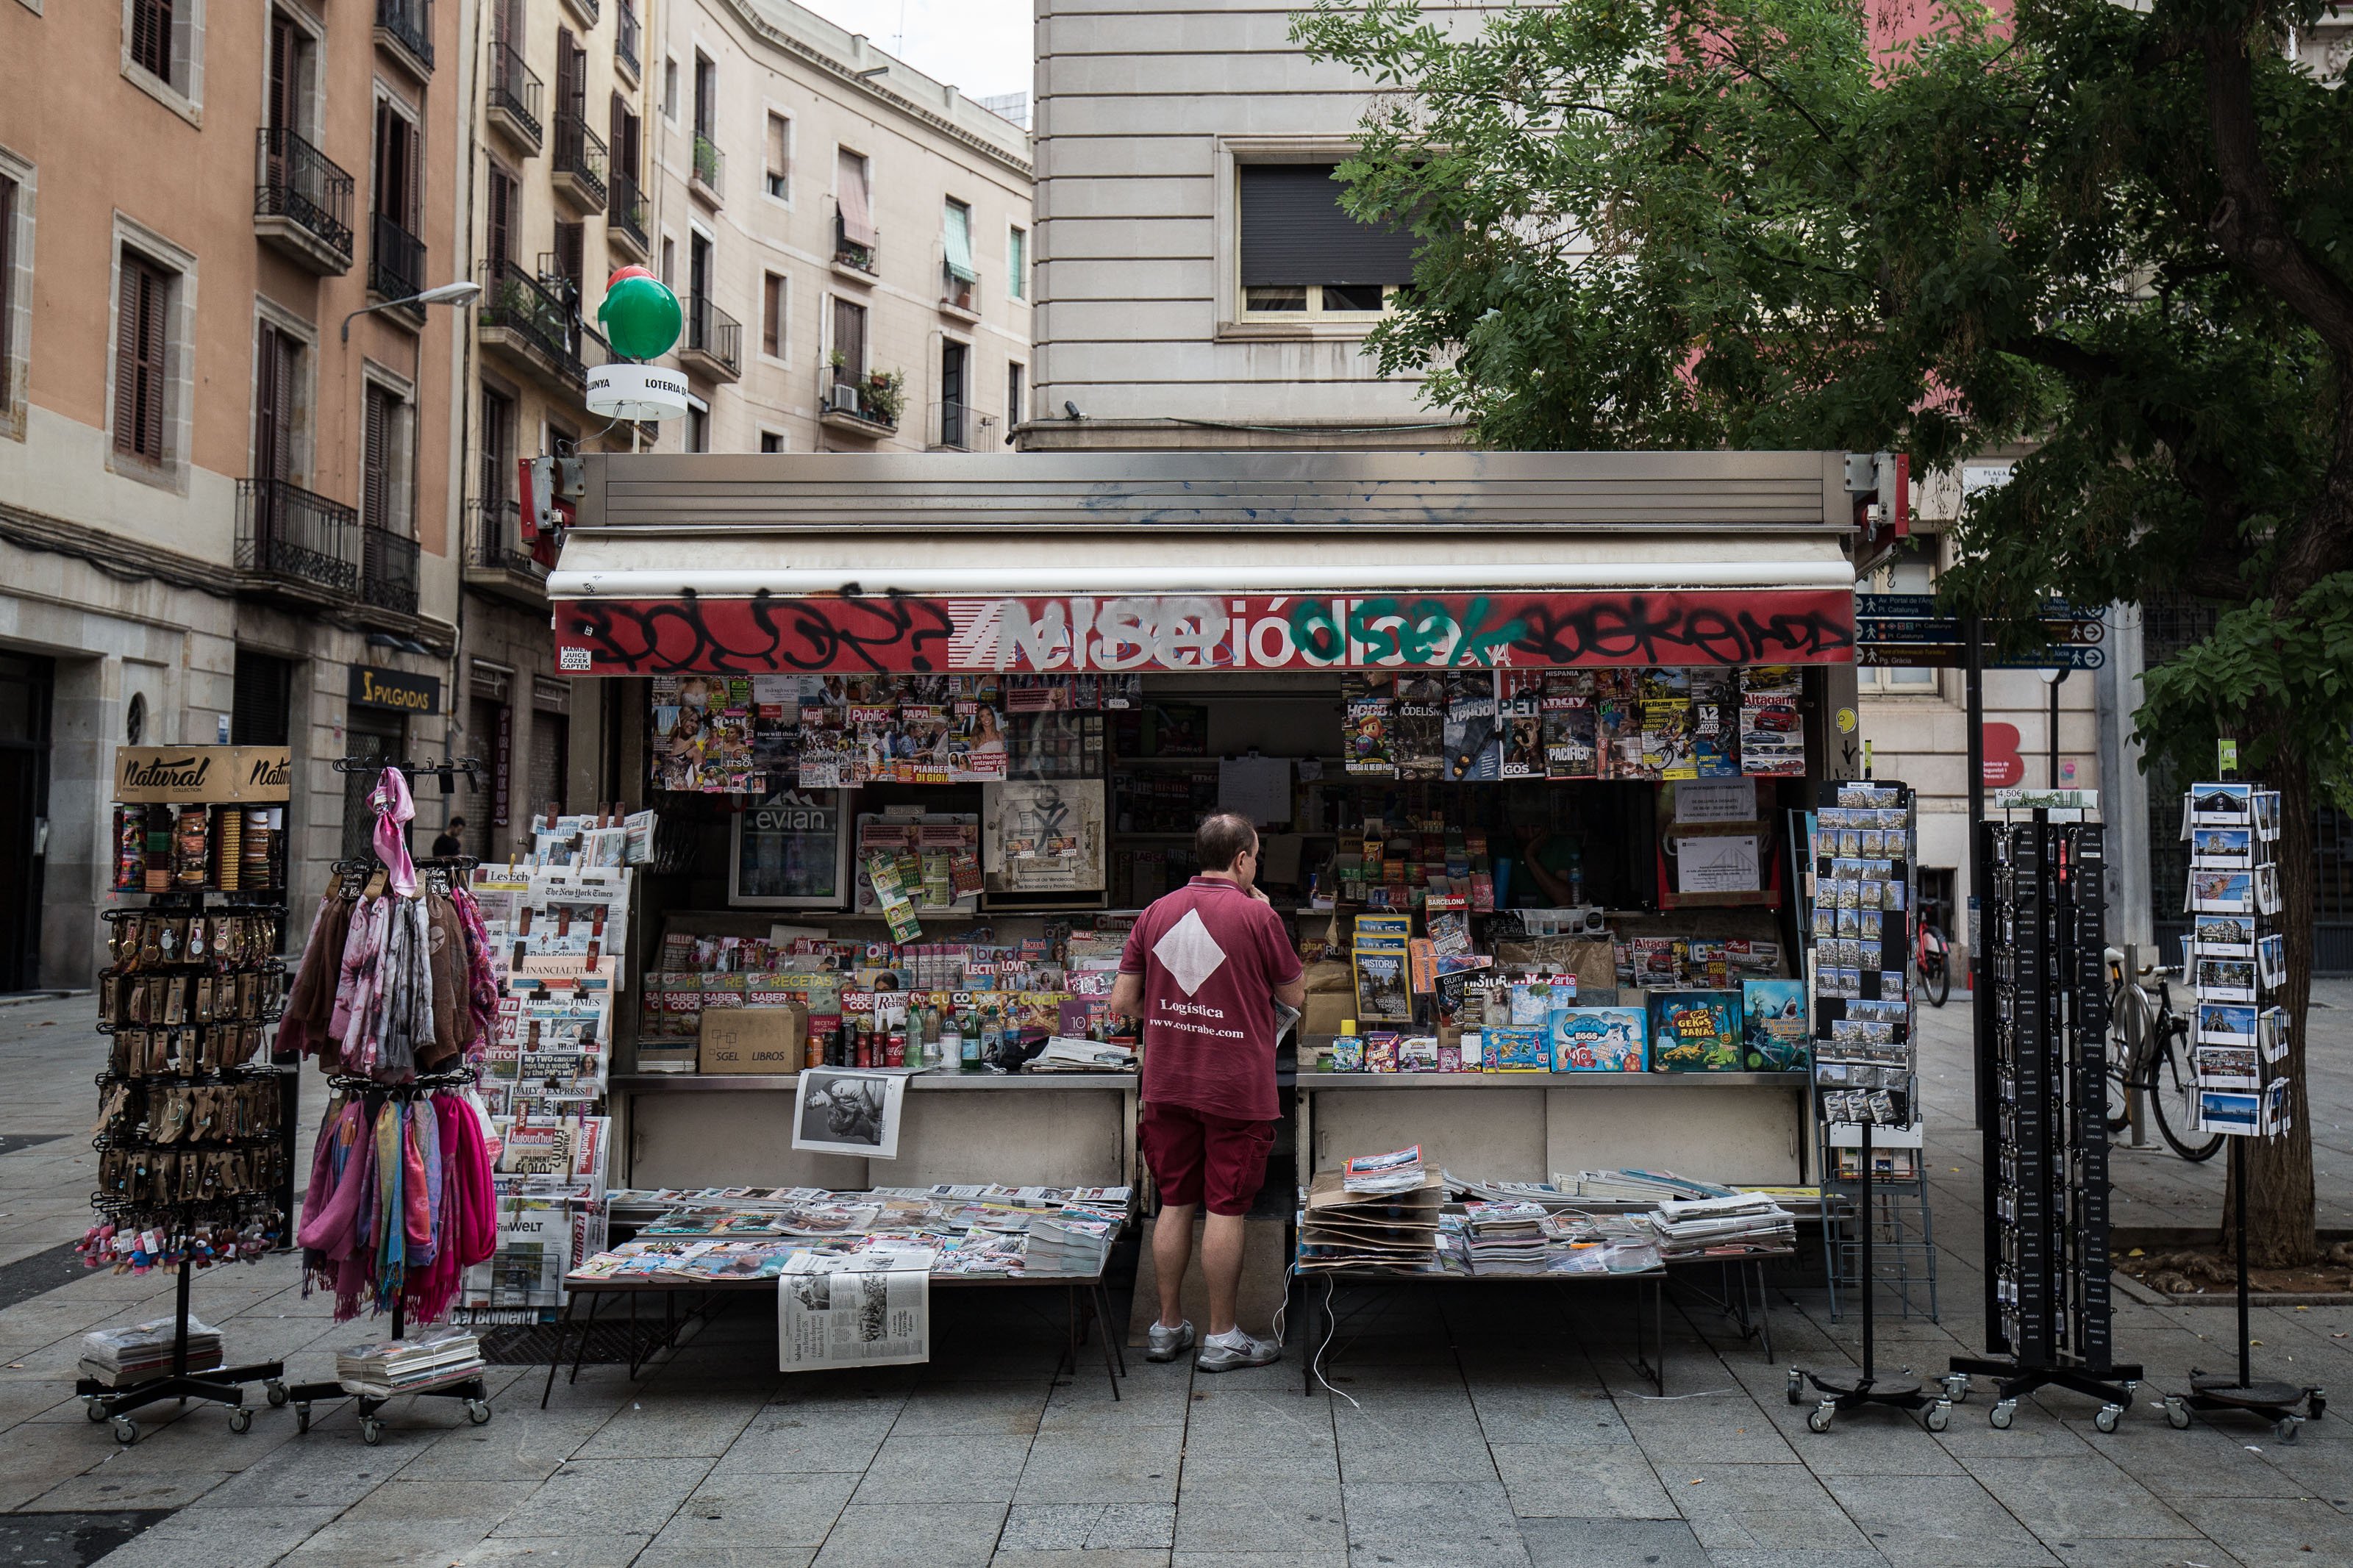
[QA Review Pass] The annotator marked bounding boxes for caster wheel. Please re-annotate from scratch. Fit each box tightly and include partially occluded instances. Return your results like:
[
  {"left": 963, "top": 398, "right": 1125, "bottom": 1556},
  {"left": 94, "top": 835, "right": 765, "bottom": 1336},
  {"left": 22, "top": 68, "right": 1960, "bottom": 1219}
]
[
  {"left": 1925, "top": 1399, "right": 1952, "bottom": 1433},
  {"left": 1990, "top": 1400, "right": 2015, "bottom": 1431},
  {"left": 265, "top": 1381, "right": 288, "bottom": 1408},
  {"left": 2165, "top": 1397, "right": 2191, "bottom": 1431},
  {"left": 84, "top": 1396, "right": 108, "bottom": 1423},
  {"left": 2122, "top": 1380, "right": 2140, "bottom": 1395},
  {"left": 2093, "top": 1404, "right": 2121, "bottom": 1434},
  {"left": 1787, "top": 1369, "right": 1804, "bottom": 1406},
  {"left": 2275, "top": 1417, "right": 2301, "bottom": 1444},
  {"left": 110, "top": 1417, "right": 138, "bottom": 1447},
  {"left": 466, "top": 1400, "right": 492, "bottom": 1426},
  {"left": 360, "top": 1419, "right": 383, "bottom": 1447},
  {"left": 226, "top": 1406, "right": 252, "bottom": 1435},
  {"left": 1807, "top": 1403, "right": 1834, "bottom": 1433},
  {"left": 2310, "top": 1393, "right": 2327, "bottom": 1421},
  {"left": 1941, "top": 1373, "right": 1970, "bottom": 1403},
  {"left": 294, "top": 1402, "right": 310, "bottom": 1434}
]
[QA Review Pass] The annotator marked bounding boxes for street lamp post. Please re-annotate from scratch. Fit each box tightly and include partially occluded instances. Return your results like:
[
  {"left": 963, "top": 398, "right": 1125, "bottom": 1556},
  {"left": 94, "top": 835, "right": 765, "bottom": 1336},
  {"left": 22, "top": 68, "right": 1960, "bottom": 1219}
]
[{"left": 342, "top": 280, "right": 483, "bottom": 342}]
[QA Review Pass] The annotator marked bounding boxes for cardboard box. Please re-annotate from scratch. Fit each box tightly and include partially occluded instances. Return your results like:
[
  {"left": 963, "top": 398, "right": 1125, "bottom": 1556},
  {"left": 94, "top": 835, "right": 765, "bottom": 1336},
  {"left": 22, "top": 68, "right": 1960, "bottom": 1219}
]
[
  {"left": 699, "top": 1004, "right": 808, "bottom": 1075},
  {"left": 113, "top": 746, "right": 293, "bottom": 803},
  {"left": 1303, "top": 990, "right": 1356, "bottom": 1043}
]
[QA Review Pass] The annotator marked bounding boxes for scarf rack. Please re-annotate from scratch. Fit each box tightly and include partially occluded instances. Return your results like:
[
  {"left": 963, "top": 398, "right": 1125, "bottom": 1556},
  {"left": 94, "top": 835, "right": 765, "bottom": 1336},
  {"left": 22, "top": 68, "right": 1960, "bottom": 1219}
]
[{"left": 284, "top": 1068, "right": 494, "bottom": 1442}]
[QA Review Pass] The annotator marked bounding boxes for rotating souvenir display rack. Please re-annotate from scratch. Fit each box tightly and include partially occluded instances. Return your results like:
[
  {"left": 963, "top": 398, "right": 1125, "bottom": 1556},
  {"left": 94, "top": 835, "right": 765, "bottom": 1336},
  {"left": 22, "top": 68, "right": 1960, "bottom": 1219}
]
[
  {"left": 1947, "top": 795, "right": 2141, "bottom": 1431},
  {"left": 2165, "top": 777, "right": 2322, "bottom": 1439},
  {"left": 283, "top": 1062, "right": 496, "bottom": 1444},
  {"left": 1790, "top": 779, "right": 1943, "bottom": 1431},
  {"left": 80, "top": 792, "right": 292, "bottom": 1445},
  {"left": 329, "top": 753, "right": 486, "bottom": 790}
]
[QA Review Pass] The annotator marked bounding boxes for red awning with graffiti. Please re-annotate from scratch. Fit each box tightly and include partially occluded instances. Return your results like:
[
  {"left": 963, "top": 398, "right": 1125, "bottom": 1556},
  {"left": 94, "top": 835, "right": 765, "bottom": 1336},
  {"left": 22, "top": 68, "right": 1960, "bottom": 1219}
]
[{"left": 551, "top": 590, "right": 1856, "bottom": 676}]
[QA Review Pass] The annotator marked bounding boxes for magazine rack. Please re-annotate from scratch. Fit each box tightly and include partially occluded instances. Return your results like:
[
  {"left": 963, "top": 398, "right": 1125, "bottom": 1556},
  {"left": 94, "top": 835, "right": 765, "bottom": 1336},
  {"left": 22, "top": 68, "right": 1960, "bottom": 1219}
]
[
  {"left": 1789, "top": 781, "right": 1938, "bottom": 1430},
  {"left": 1949, "top": 806, "right": 2140, "bottom": 1430}
]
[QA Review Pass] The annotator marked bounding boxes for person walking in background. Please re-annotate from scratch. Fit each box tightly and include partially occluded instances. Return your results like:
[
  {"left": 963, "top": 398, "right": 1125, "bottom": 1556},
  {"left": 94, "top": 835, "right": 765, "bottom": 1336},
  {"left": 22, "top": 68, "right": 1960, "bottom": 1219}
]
[
  {"left": 431, "top": 815, "right": 466, "bottom": 859},
  {"left": 1110, "top": 812, "right": 1304, "bottom": 1371}
]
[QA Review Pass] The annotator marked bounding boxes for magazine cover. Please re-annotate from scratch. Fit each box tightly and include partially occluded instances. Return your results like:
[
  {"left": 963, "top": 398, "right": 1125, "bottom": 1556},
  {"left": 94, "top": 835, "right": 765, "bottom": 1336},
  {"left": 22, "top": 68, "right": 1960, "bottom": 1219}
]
[
  {"left": 1344, "top": 698, "right": 1396, "bottom": 777},
  {"left": 1552, "top": 1006, "right": 1646, "bottom": 1072},
  {"left": 1393, "top": 690, "right": 1444, "bottom": 781},
  {"left": 1443, "top": 672, "right": 1501, "bottom": 781},
  {"left": 1352, "top": 949, "right": 1411, "bottom": 1021},
  {"left": 1741, "top": 978, "right": 1810, "bottom": 1070},
  {"left": 1687, "top": 669, "right": 1741, "bottom": 778},
  {"left": 1595, "top": 671, "right": 1649, "bottom": 779},
  {"left": 1646, "top": 989, "right": 1742, "bottom": 1070},
  {"left": 1541, "top": 701, "right": 1599, "bottom": 780},
  {"left": 1737, "top": 665, "right": 1806, "bottom": 777}
]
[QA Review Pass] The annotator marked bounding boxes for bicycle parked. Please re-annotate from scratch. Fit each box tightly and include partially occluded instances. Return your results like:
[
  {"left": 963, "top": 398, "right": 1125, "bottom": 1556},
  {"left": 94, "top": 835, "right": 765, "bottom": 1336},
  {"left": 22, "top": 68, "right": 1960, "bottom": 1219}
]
[
  {"left": 1915, "top": 913, "right": 1951, "bottom": 1007},
  {"left": 2103, "top": 948, "right": 2222, "bottom": 1161}
]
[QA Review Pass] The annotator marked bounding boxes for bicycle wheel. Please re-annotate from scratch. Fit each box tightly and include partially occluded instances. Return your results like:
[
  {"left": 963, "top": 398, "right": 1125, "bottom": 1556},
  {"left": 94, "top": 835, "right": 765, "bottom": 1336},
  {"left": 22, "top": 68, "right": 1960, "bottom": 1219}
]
[
  {"left": 1921, "top": 946, "right": 1950, "bottom": 1008},
  {"left": 2150, "top": 1026, "right": 2224, "bottom": 1162},
  {"left": 2104, "top": 981, "right": 2139, "bottom": 1132}
]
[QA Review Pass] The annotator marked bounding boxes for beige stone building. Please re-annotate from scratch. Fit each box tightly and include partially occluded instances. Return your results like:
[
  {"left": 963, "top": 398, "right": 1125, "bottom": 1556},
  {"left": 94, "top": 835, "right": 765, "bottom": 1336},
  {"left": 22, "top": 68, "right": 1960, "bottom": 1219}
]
[
  {"left": 449, "top": 0, "right": 661, "bottom": 859},
  {"left": 0, "top": 0, "right": 467, "bottom": 987},
  {"left": 641, "top": 0, "right": 1032, "bottom": 456}
]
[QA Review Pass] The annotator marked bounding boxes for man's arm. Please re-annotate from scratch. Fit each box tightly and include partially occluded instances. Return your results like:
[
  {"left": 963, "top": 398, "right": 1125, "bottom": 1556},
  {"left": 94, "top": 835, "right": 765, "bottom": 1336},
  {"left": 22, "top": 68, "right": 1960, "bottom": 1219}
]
[
  {"left": 1110, "top": 971, "right": 1144, "bottom": 1020},
  {"left": 1273, "top": 973, "right": 1306, "bottom": 1012}
]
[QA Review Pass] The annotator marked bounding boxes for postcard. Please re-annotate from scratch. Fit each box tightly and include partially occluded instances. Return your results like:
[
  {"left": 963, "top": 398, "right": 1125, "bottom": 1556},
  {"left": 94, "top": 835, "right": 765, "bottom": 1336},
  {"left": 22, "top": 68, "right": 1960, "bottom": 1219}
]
[
  {"left": 2197, "top": 1001, "right": 2257, "bottom": 1046},
  {"left": 2188, "top": 869, "right": 2254, "bottom": 913}
]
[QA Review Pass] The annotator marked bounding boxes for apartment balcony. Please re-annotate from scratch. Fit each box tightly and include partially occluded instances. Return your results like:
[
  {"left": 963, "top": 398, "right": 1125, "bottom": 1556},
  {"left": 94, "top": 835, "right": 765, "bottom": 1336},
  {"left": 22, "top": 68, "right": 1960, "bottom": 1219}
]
[
  {"left": 236, "top": 479, "right": 360, "bottom": 604},
  {"left": 690, "top": 135, "right": 723, "bottom": 205},
  {"left": 940, "top": 266, "right": 981, "bottom": 323},
  {"left": 607, "top": 167, "right": 649, "bottom": 261},
  {"left": 360, "top": 523, "right": 421, "bottom": 617},
  {"left": 374, "top": 0, "right": 432, "bottom": 79},
  {"left": 552, "top": 113, "right": 608, "bottom": 212},
  {"left": 832, "top": 208, "right": 878, "bottom": 280},
  {"left": 487, "top": 41, "right": 543, "bottom": 155},
  {"left": 817, "top": 371, "right": 900, "bottom": 439},
  {"left": 368, "top": 213, "right": 426, "bottom": 321},
  {"left": 615, "top": 0, "right": 640, "bottom": 80},
  {"left": 679, "top": 296, "right": 740, "bottom": 383},
  {"left": 465, "top": 498, "right": 551, "bottom": 608},
  {"left": 931, "top": 398, "right": 982, "bottom": 452},
  {"left": 478, "top": 257, "right": 590, "bottom": 393},
  {"left": 253, "top": 129, "right": 354, "bottom": 275}
]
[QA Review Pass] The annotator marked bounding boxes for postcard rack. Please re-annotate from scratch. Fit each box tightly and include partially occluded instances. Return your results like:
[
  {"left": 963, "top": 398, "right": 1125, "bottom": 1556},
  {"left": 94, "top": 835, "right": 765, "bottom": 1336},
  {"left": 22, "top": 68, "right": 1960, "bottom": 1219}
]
[
  {"left": 1948, "top": 806, "right": 2140, "bottom": 1430},
  {"left": 2164, "top": 776, "right": 2321, "bottom": 1438},
  {"left": 1790, "top": 779, "right": 1940, "bottom": 1431}
]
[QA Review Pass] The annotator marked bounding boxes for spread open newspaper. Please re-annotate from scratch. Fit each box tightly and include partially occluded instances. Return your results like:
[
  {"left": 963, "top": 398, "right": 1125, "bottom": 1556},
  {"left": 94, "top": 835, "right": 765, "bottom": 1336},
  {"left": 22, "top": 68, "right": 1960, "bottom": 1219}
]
[{"left": 776, "top": 1247, "right": 935, "bottom": 1370}]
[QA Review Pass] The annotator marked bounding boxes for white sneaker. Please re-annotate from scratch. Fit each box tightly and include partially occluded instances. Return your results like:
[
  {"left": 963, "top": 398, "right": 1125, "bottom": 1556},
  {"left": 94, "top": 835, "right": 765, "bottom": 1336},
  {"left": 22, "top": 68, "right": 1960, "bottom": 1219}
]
[
  {"left": 1195, "top": 1328, "right": 1279, "bottom": 1372},
  {"left": 1145, "top": 1320, "right": 1195, "bottom": 1363}
]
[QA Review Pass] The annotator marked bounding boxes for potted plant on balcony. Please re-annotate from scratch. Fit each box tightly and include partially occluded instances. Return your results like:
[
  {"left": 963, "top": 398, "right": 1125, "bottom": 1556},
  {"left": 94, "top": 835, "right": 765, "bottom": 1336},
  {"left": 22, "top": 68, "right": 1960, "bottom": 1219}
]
[{"left": 862, "top": 369, "right": 905, "bottom": 429}]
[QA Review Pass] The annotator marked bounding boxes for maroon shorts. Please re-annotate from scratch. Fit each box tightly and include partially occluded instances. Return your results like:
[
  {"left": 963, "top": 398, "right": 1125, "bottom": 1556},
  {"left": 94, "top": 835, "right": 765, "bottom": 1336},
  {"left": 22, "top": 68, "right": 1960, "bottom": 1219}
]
[{"left": 1140, "top": 1100, "right": 1274, "bottom": 1217}]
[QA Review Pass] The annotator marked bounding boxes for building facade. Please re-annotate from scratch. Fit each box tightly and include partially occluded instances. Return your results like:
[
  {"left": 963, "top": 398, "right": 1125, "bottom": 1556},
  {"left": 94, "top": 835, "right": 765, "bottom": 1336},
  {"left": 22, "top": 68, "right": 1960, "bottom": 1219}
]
[
  {"left": 452, "top": 0, "right": 660, "bottom": 859},
  {"left": 644, "top": 0, "right": 1031, "bottom": 457},
  {"left": 0, "top": 0, "right": 465, "bottom": 987},
  {"left": 1025, "top": 0, "right": 1503, "bottom": 451}
]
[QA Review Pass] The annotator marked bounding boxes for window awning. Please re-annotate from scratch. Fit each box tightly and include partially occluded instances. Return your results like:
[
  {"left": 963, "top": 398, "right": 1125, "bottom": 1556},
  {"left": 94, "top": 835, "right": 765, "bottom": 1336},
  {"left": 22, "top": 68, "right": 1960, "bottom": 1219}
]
[
  {"left": 836, "top": 149, "right": 876, "bottom": 248},
  {"left": 943, "top": 203, "right": 976, "bottom": 283},
  {"left": 550, "top": 451, "right": 1861, "bottom": 676}
]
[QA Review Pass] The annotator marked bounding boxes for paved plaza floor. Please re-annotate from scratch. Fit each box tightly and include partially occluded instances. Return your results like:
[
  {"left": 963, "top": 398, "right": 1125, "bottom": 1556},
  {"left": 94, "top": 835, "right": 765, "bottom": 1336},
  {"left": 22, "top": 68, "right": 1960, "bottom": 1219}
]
[{"left": 4, "top": 984, "right": 2353, "bottom": 1567}]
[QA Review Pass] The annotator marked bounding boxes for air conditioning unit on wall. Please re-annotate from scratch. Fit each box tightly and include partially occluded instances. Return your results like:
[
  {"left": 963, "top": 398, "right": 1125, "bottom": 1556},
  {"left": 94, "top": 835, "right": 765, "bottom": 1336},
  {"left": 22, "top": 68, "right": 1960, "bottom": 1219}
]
[{"left": 826, "top": 382, "right": 860, "bottom": 414}]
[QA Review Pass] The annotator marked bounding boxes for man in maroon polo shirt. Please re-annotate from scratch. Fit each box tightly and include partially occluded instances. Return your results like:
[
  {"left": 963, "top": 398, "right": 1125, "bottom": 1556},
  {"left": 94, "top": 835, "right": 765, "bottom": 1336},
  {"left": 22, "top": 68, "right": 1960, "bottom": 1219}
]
[{"left": 1110, "top": 812, "right": 1304, "bottom": 1371}]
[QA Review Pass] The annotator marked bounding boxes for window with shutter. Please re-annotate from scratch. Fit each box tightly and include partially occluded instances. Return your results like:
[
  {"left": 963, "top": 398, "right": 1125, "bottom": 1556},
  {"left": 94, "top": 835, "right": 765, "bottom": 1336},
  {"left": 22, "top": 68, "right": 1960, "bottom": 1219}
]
[
  {"left": 763, "top": 273, "right": 784, "bottom": 358},
  {"left": 555, "top": 221, "right": 585, "bottom": 297},
  {"left": 1008, "top": 226, "right": 1026, "bottom": 302},
  {"left": 830, "top": 297, "right": 865, "bottom": 379},
  {"left": 765, "top": 114, "right": 790, "bottom": 201},
  {"left": 114, "top": 253, "right": 171, "bottom": 461},
  {"left": 363, "top": 382, "right": 392, "bottom": 531},
  {"left": 267, "top": 12, "right": 296, "bottom": 133},
  {"left": 1238, "top": 162, "right": 1421, "bottom": 318},
  {"left": 482, "top": 386, "right": 513, "bottom": 504},
  {"left": 487, "top": 165, "right": 513, "bottom": 269},
  {"left": 0, "top": 178, "right": 15, "bottom": 411},
  {"left": 254, "top": 324, "right": 299, "bottom": 483},
  {"left": 130, "top": 0, "right": 176, "bottom": 85},
  {"left": 230, "top": 651, "right": 294, "bottom": 747}
]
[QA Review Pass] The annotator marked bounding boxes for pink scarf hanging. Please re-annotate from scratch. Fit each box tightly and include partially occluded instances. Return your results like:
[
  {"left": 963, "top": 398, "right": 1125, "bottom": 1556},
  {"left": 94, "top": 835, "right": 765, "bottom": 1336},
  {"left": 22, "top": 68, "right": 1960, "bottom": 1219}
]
[{"left": 370, "top": 766, "right": 418, "bottom": 898}]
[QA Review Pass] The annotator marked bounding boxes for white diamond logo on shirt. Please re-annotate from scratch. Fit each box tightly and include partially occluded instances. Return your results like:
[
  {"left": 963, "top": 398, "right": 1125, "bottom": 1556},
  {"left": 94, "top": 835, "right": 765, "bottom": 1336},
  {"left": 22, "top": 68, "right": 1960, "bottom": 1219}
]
[{"left": 1151, "top": 909, "right": 1229, "bottom": 995}]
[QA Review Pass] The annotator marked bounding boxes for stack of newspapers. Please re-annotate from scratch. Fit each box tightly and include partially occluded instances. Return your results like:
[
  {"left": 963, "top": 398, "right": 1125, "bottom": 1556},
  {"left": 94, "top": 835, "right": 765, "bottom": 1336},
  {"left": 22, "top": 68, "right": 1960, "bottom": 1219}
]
[
  {"left": 1646, "top": 1193, "right": 1796, "bottom": 1260},
  {"left": 335, "top": 1331, "right": 485, "bottom": 1398},
  {"left": 1300, "top": 1148, "right": 1443, "bottom": 1273},
  {"left": 1462, "top": 1200, "right": 1552, "bottom": 1275},
  {"left": 79, "top": 1317, "right": 224, "bottom": 1388},
  {"left": 1024, "top": 1212, "right": 1119, "bottom": 1275}
]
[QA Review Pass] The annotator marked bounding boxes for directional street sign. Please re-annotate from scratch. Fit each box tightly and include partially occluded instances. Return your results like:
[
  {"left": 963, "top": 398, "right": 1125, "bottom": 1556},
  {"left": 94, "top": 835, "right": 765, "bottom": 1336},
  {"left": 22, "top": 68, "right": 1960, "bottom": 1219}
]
[{"left": 1856, "top": 644, "right": 2106, "bottom": 670}]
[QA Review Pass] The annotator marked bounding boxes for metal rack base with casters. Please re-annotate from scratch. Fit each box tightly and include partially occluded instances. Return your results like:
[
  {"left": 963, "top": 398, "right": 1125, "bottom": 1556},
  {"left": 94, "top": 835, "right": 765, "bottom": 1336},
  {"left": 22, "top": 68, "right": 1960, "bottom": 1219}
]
[
  {"left": 1943, "top": 1357, "right": 2143, "bottom": 1432},
  {"left": 2163, "top": 1376, "right": 2326, "bottom": 1444},
  {"left": 1788, "top": 1364, "right": 1943, "bottom": 1432},
  {"left": 282, "top": 1367, "right": 493, "bottom": 1446},
  {"left": 76, "top": 1358, "right": 286, "bottom": 1447}
]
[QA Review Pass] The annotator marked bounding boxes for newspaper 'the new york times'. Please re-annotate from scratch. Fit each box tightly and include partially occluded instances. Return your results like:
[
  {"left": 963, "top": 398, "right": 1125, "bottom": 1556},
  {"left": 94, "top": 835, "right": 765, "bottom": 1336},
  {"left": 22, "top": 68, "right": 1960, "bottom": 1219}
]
[{"left": 776, "top": 1250, "right": 934, "bottom": 1370}]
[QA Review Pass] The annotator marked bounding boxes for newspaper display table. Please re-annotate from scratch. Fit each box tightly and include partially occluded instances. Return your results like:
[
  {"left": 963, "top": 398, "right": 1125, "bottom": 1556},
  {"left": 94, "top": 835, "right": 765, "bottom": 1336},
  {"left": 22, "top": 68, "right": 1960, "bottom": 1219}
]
[
  {"left": 1293, "top": 1261, "right": 1670, "bottom": 1397},
  {"left": 542, "top": 1266, "right": 1128, "bottom": 1403}
]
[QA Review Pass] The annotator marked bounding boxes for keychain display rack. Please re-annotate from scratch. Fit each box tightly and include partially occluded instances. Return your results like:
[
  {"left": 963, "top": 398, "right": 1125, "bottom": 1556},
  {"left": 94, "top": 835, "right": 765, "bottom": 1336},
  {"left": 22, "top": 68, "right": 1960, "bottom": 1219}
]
[
  {"left": 1790, "top": 779, "right": 1941, "bottom": 1431},
  {"left": 1949, "top": 803, "right": 2140, "bottom": 1431},
  {"left": 2165, "top": 778, "right": 2322, "bottom": 1439},
  {"left": 79, "top": 768, "right": 294, "bottom": 1445}
]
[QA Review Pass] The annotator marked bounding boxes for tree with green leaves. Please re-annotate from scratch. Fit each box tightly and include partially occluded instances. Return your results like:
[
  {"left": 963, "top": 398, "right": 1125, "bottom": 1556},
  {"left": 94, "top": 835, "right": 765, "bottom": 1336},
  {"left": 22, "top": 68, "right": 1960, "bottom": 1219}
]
[{"left": 1296, "top": 0, "right": 2353, "bottom": 1263}]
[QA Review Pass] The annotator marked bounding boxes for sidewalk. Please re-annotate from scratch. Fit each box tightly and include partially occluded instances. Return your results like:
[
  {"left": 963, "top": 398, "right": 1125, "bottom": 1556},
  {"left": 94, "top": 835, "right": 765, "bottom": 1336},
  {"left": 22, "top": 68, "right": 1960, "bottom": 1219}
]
[{"left": 3, "top": 988, "right": 2352, "bottom": 1567}]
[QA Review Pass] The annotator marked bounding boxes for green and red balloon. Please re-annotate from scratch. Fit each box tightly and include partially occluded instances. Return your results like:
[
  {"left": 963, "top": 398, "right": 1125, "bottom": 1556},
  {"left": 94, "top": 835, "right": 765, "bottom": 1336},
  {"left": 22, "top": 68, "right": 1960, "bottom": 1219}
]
[{"left": 597, "top": 266, "right": 682, "bottom": 359}]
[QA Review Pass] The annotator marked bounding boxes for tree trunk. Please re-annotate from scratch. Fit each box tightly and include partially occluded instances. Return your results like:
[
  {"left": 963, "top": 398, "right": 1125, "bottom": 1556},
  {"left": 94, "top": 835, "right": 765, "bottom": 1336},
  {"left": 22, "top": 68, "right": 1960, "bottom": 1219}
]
[{"left": 2227, "top": 708, "right": 2318, "bottom": 1268}]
